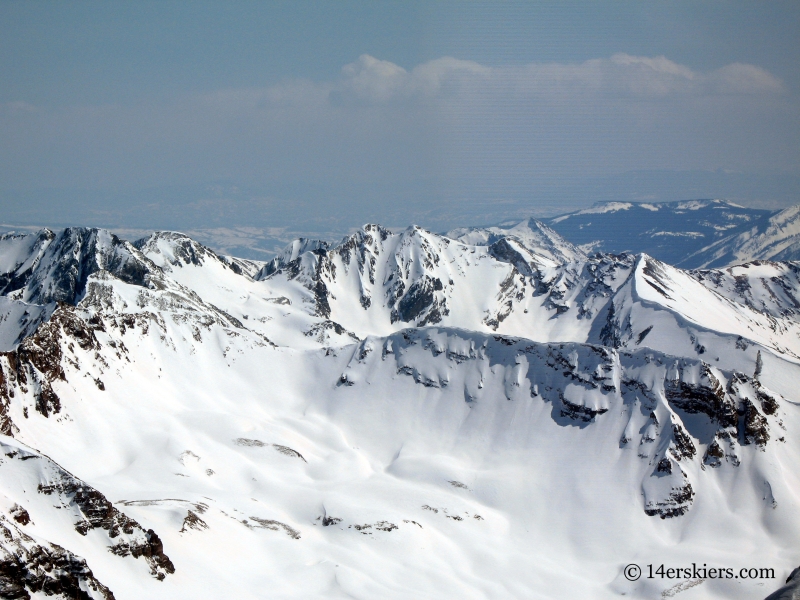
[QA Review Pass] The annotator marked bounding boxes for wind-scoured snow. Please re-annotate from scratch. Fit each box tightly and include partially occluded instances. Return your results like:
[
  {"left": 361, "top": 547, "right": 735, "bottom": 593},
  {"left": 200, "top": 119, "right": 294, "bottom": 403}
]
[{"left": 0, "top": 224, "right": 797, "bottom": 599}]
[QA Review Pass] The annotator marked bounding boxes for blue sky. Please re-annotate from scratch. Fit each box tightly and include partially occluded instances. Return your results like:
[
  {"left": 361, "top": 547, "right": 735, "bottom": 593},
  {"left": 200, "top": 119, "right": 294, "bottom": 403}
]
[{"left": 1, "top": 1, "right": 798, "bottom": 234}]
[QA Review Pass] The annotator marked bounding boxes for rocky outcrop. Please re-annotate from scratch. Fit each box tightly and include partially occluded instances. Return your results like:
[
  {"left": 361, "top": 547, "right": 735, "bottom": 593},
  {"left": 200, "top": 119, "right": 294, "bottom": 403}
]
[
  {"left": 644, "top": 479, "right": 695, "bottom": 519},
  {"left": 36, "top": 478, "right": 174, "bottom": 580},
  {"left": 665, "top": 364, "right": 736, "bottom": 427},
  {"left": 0, "top": 303, "right": 105, "bottom": 435},
  {"left": 336, "top": 328, "right": 789, "bottom": 519},
  {"left": 1, "top": 440, "right": 174, "bottom": 582},
  {"left": 390, "top": 275, "right": 448, "bottom": 326},
  {"left": 0, "top": 515, "right": 114, "bottom": 600},
  {"left": 107, "top": 529, "right": 174, "bottom": 580},
  {"left": 663, "top": 364, "right": 783, "bottom": 456},
  {"left": 0, "top": 228, "right": 156, "bottom": 306}
]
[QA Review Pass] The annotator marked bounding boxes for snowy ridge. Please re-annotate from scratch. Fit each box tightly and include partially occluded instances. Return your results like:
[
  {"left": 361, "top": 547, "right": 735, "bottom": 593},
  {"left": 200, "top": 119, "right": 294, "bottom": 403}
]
[
  {"left": 446, "top": 218, "right": 586, "bottom": 268},
  {"left": 0, "top": 228, "right": 154, "bottom": 306},
  {"left": 597, "top": 255, "right": 800, "bottom": 367},
  {"left": 257, "top": 224, "right": 800, "bottom": 368},
  {"left": 0, "top": 225, "right": 797, "bottom": 598}
]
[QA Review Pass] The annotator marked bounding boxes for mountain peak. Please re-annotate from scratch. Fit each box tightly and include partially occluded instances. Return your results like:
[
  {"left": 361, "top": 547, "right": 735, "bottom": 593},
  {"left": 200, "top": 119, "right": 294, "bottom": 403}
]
[{"left": 0, "top": 218, "right": 797, "bottom": 599}]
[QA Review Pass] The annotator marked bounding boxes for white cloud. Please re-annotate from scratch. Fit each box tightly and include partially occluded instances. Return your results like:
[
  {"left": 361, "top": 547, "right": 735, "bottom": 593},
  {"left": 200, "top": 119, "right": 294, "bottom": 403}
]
[
  {"left": 340, "top": 54, "right": 409, "bottom": 101},
  {"left": 327, "top": 53, "right": 784, "bottom": 104},
  {"left": 329, "top": 54, "right": 492, "bottom": 105},
  {"left": 0, "top": 54, "right": 793, "bottom": 191},
  {"left": 709, "top": 63, "right": 784, "bottom": 94},
  {"left": 185, "top": 53, "right": 783, "bottom": 116}
]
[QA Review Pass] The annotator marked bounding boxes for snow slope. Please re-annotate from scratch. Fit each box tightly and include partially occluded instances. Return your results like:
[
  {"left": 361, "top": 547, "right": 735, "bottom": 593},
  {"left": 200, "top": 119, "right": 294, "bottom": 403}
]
[{"left": 0, "top": 225, "right": 797, "bottom": 599}]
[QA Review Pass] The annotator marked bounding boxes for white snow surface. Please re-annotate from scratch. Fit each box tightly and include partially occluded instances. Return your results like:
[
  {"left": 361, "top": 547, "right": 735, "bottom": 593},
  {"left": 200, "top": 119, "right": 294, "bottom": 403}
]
[{"left": 0, "top": 225, "right": 798, "bottom": 599}]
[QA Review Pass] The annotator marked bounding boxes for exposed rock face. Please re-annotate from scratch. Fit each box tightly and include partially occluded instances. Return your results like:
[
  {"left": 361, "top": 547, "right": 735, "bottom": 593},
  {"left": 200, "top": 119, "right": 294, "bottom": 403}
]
[
  {"left": 740, "top": 399, "right": 770, "bottom": 447},
  {"left": 390, "top": 275, "right": 447, "bottom": 325},
  {"left": 644, "top": 481, "right": 695, "bottom": 519},
  {"left": 336, "top": 328, "right": 789, "bottom": 519},
  {"left": 484, "top": 268, "right": 526, "bottom": 330},
  {"left": 304, "top": 320, "right": 360, "bottom": 344},
  {"left": 3, "top": 304, "right": 100, "bottom": 415},
  {"left": 559, "top": 393, "right": 609, "bottom": 423},
  {"left": 0, "top": 515, "right": 114, "bottom": 600},
  {"left": 665, "top": 365, "right": 736, "bottom": 428},
  {"left": 669, "top": 420, "right": 697, "bottom": 461},
  {"left": 260, "top": 225, "right": 456, "bottom": 325},
  {"left": 180, "top": 510, "right": 208, "bottom": 533},
  {"left": 661, "top": 364, "right": 782, "bottom": 458},
  {"left": 36, "top": 475, "right": 175, "bottom": 580},
  {"left": 245, "top": 518, "right": 301, "bottom": 539},
  {"left": 107, "top": 529, "right": 174, "bottom": 580},
  {"left": 0, "top": 228, "right": 156, "bottom": 306},
  {"left": 0, "top": 302, "right": 108, "bottom": 439},
  {"left": 1, "top": 438, "right": 174, "bottom": 587},
  {"left": 703, "top": 438, "right": 725, "bottom": 467}
]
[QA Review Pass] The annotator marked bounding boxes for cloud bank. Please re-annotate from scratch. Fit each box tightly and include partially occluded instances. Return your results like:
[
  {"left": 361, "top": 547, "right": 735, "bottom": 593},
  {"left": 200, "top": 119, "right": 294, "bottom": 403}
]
[
  {"left": 0, "top": 54, "right": 795, "bottom": 200},
  {"left": 333, "top": 53, "right": 783, "bottom": 102}
]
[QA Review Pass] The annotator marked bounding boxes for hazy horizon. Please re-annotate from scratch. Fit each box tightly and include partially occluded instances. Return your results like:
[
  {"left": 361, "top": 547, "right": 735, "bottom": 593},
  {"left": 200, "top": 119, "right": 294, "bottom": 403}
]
[{"left": 2, "top": 2, "right": 798, "bottom": 237}]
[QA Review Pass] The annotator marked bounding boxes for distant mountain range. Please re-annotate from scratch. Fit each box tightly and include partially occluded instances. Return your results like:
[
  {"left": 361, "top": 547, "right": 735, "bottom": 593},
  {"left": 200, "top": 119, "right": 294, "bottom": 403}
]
[
  {"left": 1, "top": 198, "right": 797, "bottom": 267},
  {"left": 545, "top": 199, "right": 800, "bottom": 268}
]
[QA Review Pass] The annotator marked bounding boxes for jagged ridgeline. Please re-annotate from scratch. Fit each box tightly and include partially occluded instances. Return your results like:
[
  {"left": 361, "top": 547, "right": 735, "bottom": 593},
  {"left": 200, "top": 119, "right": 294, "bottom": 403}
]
[{"left": 0, "top": 223, "right": 797, "bottom": 599}]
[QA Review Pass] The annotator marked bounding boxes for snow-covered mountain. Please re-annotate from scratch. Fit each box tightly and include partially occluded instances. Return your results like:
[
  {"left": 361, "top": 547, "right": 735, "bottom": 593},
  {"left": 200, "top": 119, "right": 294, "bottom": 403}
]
[
  {"left": 546, "top": 199, "right": 800, "bottom": 268},
  {"left": 0, "top": 223, "right": 798, "bottom": 599}
]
